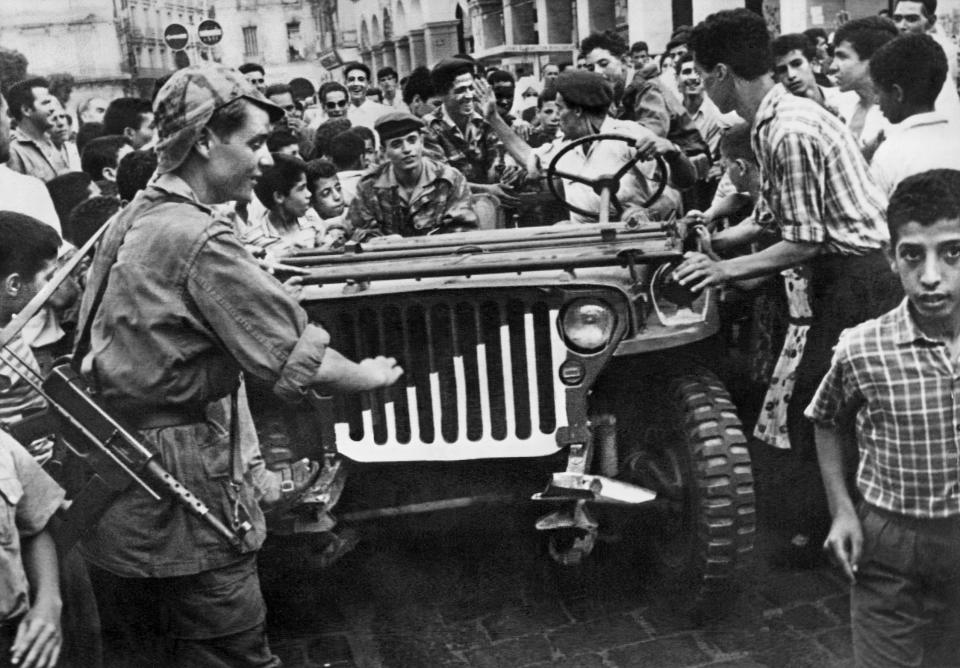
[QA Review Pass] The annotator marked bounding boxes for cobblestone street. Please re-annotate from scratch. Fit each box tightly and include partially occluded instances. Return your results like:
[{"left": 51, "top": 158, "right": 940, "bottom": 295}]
[{"left": 259, "top": 502, "right": 853, "bottom": 668}]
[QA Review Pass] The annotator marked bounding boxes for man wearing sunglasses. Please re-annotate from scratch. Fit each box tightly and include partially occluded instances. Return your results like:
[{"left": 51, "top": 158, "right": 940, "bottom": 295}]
[{"left": 318, "top": 82, "right": 350, "bottom": 122}]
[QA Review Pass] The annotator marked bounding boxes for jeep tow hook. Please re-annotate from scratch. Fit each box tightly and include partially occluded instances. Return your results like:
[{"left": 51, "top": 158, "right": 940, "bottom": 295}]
[{"left": 531, "top": 473, "right": 657, "bottom": 505}]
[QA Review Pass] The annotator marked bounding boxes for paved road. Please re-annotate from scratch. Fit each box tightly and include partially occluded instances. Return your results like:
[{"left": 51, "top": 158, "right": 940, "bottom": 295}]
[{"left": 259, "top": 502, "right": 853, "bottom": 668}]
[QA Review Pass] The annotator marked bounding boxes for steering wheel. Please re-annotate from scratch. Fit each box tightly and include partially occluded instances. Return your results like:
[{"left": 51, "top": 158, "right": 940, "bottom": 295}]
[{"left": 546, "top": 133, "right": 669, "bottom": 221}]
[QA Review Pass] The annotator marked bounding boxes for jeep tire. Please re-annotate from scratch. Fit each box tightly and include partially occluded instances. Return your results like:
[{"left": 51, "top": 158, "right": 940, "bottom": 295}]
[{"left": 634, "top": 369, "right": 756, "bottom": 617}]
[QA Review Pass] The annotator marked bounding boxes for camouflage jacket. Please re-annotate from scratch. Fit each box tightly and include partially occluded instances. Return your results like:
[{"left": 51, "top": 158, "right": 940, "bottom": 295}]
[
  {"left": 421, "top": 106, "right": 498, "bottom": 184},
  {"left": 347, "top": 157, "right": 474, "bottom": 240}
]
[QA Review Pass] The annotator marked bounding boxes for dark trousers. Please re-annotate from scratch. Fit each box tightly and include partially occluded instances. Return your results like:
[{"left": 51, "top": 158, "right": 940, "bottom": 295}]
[
  {"left": 854, "top": 503, "right": 960, "bottom": 667},
  {"left": 87, "top": 555, "right": 280, "bottom": 668}
]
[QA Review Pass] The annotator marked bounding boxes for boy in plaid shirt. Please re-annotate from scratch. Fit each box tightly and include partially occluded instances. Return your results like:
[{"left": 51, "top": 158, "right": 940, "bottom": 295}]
[{"left": 806, "top": 168, "right": 960, "bottom": 666}]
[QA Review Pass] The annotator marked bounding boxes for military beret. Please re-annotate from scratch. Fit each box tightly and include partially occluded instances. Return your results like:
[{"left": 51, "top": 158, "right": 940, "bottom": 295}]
[
  {"left": 555, "top": 70, "right": 613, "bottom": 110},
  {"left": 153, "top": 66, "right": 284, "bottom": 174},
  {"left": 374, "top": 111, "right": 424, "bottom": 142}
]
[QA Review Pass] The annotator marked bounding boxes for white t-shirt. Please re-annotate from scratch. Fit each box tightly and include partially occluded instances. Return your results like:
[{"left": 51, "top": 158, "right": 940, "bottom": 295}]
[{"left": 869, "top": 111, "right": 960, "bottom": 197}]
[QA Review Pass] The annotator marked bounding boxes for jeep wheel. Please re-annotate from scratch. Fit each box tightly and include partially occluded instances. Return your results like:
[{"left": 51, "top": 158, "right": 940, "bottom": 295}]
[{"left": 629, "top": 370, "right": 755, "bottom": 617}]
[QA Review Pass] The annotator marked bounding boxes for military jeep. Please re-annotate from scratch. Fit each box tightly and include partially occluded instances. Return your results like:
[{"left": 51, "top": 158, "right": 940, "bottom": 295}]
[{"left": 249, "top": 211, "right": 756, "bottom": 612}]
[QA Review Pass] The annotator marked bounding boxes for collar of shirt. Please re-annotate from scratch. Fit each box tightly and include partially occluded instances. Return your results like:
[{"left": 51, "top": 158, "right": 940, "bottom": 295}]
[
  {"left": 438, "top": 105, "right": 484, "bottom": 137},
  {"left": 893, "top": 298, "right": 945, "bottom": 346},
  {"left": 374, "top": 156, "right": 445, "bottom": 194},
  {"left": 890, "top": 110, "right": 952, "bottom": 135},
  {"left": 753, "top": 83, "right": 789, "bottom": 134},
  {"left": 151, "top": 173, "right": 214, "bottom": 214}
]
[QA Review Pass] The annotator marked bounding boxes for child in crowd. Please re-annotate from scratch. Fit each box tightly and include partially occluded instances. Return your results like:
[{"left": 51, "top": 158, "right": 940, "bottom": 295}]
[
  {"left": 246, "top": 153, "right": 317, "bottom": 254},
  {"left": 327, "top": 130, "right": 369, "bottom": 205},
  {"left": 305, "top": 159, "right": 348, "bottom": 248},
  {"left": 0, "top": 213, "right": 60, "bottom": 429},
  {"left": 527, "top": 87, "right": 561, "bottom": 148},
  {"left": 807, "top": 169, "right": 960, "bottom": 666}
]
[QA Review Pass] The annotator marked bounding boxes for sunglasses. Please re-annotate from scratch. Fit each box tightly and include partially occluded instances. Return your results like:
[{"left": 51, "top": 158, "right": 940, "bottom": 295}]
[{"left": 325, "top": 100, "right": 348, "bottom": 109}]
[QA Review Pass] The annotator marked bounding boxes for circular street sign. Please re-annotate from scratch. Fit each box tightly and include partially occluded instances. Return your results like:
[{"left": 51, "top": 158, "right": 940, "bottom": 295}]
[
  {"left": 163, "top": 23, "right": 190, "bottom": 51},
  {"left": 197, "top": 19, "right": 223, "bottom": 46}
]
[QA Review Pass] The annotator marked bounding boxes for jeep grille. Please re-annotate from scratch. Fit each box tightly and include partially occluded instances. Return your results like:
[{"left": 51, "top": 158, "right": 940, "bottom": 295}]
[{"left": 320, "top": 291, "right": 569, "bottom": 462}]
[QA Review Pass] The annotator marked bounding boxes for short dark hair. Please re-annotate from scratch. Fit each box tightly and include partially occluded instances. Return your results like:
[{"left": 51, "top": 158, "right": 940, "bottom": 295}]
[
  {"left": 431, "top": 59, "right": 475, "bottom": 95},
  {"left": 802, "top": 27, "right": 828, "bottom": 44},
  {"left": 265, "top": 83, "right": 292, "bottom": 99},
  {"left": 0, "top": 211, "right": 60, "bottom": 280},
  {"left": 834, "top": 16, "right": 899, "bottom": 60},
  {"left": 343, "top": 61, "right": 371, "bottom": 81},
  {"left": 318, "top": 81, "right": 348, "bottom": 102},
  {"left": 907, "top": 0, "right": 937, "bottom": 16},
  {"left": 719, "top": 122, "right": 756, "bottom": 163},
  {"left": 365, "top": 86, "right": 383, "bottom": 102},
  {"left": 65, "top": 196, "right": 119, "bottom": 247},
  {"left": 313, "top": 118, "right": 352, "bottom": 159},
  {"left": 888, "top": 169, "right": 960, "bottom": 244},
  {"left": 403, "top": 66, "right": 436, "bottom": 105},
  {"left": 689, "top": 9, "right": 772, "bottom": 80},
  {"left": 487, "top": 69, "right": 515, "bottom": 86},
  {"left": 870, "top": 33, "right": 947, "bottom": 110},
  {"left": 537, "top": 86, "right": 558, "bottom": 109},
  {"left": 6, "top": 77, "right": 49, "bottom": 121},
  {"left": 46, "top": 172, "right": 94, "bottom": 226},
  {"left": 76, "top": 121, "right": 105, "bottom": 154},
  {"left": 771, "top": 33, "right": 817, "bottom": 62},
  {"left": 347, "top": 125, "right": 375, "bottom": 146},
  {"left": 266, "top": 127, "right": 300, "bottom": 153},
  {"left": 327, "top": 130, "right": 365, "bottom": 171},
  {"left": 288, "top": 77, "right": 315, "bottom": 100},
  {"left": 81, "top": 135, "right": 132, "bottom": 181},
  {"left": 377, "top": 66, "right": 398, "bottom": 81},
  {"left": 238, "top": 63, "right": 265, "bottom": 76},
  {"left": 254, "top": 153, "right": 307, "bottom": 209},
  {"left": 580, "top": 31, "right": 628, "bottom": 58},
  {"left": 116, "top": 149, "right": 158, "bottom": 203},
  {"left": 102, "top": 98, "right": 152, "bottom": 135},
  {"left": 305, "top": 159, "right": 339, "bottom": 197},
  {"left": 631, "top": 41, "right": 649, "bottom": 54}
]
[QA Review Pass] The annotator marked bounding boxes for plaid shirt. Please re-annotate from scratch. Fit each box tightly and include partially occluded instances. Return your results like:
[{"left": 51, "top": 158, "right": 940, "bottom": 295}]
[
  {"left": 752, "top": 84, "right": 889, "bottom": 255},
  {"left": 806, "top": 299, "right": 960, "bottom": 518}
]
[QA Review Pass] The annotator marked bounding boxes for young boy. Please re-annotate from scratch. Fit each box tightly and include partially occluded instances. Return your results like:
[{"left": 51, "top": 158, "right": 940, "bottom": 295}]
[
  {"left": 247, "top": 153, "right": 317, "bottom": 253},
  {"left": 305, "top": 159, "right": 348, "bottom": 248},
  {"left": 806, "top": 168, "right": 960, "bottom": 666},
  {"left": 0, "top": 211, "right": 65, "bottom": 668},
  {"left": 0, "top": 213, "right": 60, "bottom": 427}
]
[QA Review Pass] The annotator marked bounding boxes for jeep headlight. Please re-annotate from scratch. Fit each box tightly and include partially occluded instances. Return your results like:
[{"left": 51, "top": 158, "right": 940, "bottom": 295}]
[{"left": 561, "top": 299, "right": 616, "bottom": 353}]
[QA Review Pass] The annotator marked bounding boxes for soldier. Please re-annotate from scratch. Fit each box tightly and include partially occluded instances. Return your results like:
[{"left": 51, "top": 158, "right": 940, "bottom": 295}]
[
  {"left": 73, "top": 65, "right": 402, "bottom": 666},
  {"left": 348, "top": 111, "right": 476, "bottom": 240}
]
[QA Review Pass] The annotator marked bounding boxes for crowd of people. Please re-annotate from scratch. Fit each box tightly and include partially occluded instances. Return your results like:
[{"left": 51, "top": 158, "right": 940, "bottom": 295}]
[{"left": 1, "top": 0, "right": 960, "bottom": 665}]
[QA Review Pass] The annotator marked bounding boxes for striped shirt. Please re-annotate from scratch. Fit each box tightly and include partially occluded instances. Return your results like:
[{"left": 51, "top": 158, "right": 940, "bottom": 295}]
[
  {"left": 0, "top": 333, "right": 46, "bottom": 425},
  {"left": 805, "top": 300, "right": 960, "bottom": 518},
  {"left": 752, "top": 84, "right": 890, "bottom": 255}
]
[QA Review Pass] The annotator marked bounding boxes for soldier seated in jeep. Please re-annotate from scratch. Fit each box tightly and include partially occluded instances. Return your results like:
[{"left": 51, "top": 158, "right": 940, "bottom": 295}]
[
  {"left": 477, "top": 70, "right": 698, "bottom": 224},
  {"left": 346, "top": 111, "right": 478, "bottom": 241}
]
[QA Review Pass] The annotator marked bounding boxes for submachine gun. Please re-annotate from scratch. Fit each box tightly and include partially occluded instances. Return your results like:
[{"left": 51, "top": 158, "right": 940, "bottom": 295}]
[{"left": 0, "top": 225, "right": 252, "bottom": 555}]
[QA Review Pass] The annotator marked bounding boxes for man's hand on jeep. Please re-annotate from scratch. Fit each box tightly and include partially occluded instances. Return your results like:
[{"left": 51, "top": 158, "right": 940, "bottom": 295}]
[
  {"left": 480, "top": 183, "right": 520, "bottom": 207},
  {"left": 672, "top": 251, "right": 730, "bottom": 292},
  {"left": 499, "top": 164, "right": 526, "bottom": 189},
  {"left": 357, "top": 356, "right": 404, "bottom": 389}
]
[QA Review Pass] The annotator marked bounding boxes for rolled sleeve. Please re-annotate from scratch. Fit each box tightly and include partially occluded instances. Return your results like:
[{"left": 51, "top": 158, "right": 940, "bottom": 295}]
[
  {"left": 804, "top": 336, "right": 856, "bottom": 425},
  {"left": 187, "top": 231, "right": 318, "bottom": 385},
  {"left": 274, "top": 324, "right": 330, "bottom": 402},
  {"left": 770, "top": 133, "right": 827, "bottom": 244},
  {"left": 3, "top": 433, "right": 64, "bottom": 537}
]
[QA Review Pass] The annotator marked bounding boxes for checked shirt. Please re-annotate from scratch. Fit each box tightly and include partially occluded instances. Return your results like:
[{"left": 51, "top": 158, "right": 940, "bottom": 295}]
[
  {"left": 806, "top": 299, "right": 960, "bottom": 518},
  {"left": 751, "top": 84, "right": 889, "bottom": 255}
]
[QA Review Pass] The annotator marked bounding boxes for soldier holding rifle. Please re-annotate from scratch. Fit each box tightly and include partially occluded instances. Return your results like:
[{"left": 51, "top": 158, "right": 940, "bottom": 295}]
[{"left": 72, "top": 66, "right": 402, "bottom": 667}]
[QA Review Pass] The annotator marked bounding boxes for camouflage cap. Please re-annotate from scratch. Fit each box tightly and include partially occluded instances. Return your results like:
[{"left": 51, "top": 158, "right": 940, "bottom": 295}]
[{"left": 153, "top": 65, "right": 285, "bottom": 174}]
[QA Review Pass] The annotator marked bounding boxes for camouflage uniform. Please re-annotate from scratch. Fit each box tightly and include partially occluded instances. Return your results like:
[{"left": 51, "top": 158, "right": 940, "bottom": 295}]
[
  {"left": 421, "top": 107, "right": 499, "bottom": 184},
  {"left": 348, "top": 156, "right": 474, "bottom": 239}
]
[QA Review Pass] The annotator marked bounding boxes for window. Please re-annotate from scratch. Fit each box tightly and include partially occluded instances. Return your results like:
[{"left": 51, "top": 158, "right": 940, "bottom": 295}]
[
  {"left": 287, "top": 22, "right": 304, "bottom": 61},
  {"left": 243, "top": 26, "right": 259, "bottom": 56}
]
